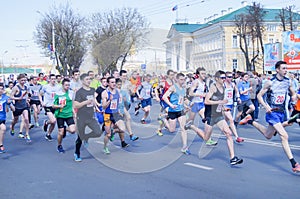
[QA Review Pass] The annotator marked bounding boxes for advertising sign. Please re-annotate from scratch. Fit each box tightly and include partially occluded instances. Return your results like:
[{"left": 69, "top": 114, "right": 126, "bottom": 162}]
[
  {"left": 264, "top": 42, "right": 281, "bottom": 71},
  {"left": 282, "top": 31, "right": 300, "bottom": 70}
]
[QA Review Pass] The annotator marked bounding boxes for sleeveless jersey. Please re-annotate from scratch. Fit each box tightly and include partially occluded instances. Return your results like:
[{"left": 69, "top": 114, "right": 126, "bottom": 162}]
[
  {"left": 14, "top": 85, "right": 29, "bottom": 109},
  {"left": 105, "top": 89, "right": 120, "bottom": 114},
  {"left": 169, "top": 84, "right": 185, "bottom": 112},
  {"left": 210, "top": 84, "right": 225, "bottom": 117},
  {"left": 266, "top": 76, "right": 290, "bottom": 112},
  {"left": 192, "top": 79, "right": 206, "bottom": 103},
  {"left": 224, "top": 82, "right": 234, "bottom": 105}
]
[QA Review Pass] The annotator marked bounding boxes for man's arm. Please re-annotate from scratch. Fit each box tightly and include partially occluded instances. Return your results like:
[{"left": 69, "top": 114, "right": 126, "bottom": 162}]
[
  {"left": 162, "top": 85, "right": 176, "bottom": 109},
  {"left": 257, "top": 81, "right": 272, "bottom": 113}
]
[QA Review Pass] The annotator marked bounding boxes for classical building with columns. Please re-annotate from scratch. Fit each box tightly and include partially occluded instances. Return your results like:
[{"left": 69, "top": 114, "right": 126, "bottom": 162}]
[{"left": 166, "top": 5, "right": 300, "bottom": 74}]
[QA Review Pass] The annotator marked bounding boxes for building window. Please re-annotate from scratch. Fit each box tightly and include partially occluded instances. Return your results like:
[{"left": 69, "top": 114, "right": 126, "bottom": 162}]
[
  {"left": 267, "top": 25, "right": 277, "bottom": 31},
  {"left": 232, "top": 35, "right": 238, "bottom": 48},
  {"left": 233, "top": 59, "right": 238, "bottom": 70}
]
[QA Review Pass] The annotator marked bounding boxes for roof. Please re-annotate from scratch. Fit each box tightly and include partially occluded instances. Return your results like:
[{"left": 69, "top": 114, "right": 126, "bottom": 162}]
[
  {"left": 208, "top": 6, "right": 300, "bottom": 24},
  {"left": 171, "top": 23, "right": 203, "bottom": 33},
  {"left": 169, "top": 6, "right": 300, "bottom": 34}
]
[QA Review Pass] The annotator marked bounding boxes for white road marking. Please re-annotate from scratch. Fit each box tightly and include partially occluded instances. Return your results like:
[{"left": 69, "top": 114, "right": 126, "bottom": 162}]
[{"left": 184, "top": 162, "right": 214, "bottom": 170}]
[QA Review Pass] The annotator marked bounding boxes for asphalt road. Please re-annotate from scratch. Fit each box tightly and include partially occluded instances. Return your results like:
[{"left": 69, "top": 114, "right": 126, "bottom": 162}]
[{"left": 1, "top": 101, "right": 300, "bottom": 199}]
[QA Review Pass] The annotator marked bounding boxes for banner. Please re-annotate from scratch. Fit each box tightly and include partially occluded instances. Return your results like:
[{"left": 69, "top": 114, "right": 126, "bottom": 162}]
[
  {"left": 282, "top": 31, "right": 300, "bottom": 70},
  {"left": 264, "top": 42, "right": 281, "bottom": 71}
]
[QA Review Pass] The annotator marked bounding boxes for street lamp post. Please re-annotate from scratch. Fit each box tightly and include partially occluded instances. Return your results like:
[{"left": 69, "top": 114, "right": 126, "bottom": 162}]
[
  {"left": 37, "top": 11, "right": 56, "bottom": 74},
  {"left": 1, "top": 50, "right": 8, "bottom": 81}
]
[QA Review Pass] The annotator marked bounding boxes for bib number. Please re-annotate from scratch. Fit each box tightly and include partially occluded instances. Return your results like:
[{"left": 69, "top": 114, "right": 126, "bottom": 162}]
[
  {"left": 274, "top": 94, "right": 285, "bottom": 104},
  {"left": 110, "top": 99, "right": 117, "bottom": 110}
]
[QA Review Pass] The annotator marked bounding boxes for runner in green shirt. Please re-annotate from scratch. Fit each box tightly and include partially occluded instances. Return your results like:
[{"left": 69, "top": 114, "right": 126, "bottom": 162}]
[{"left": 53, "top": 78, "right": 76, "bottom": 153}]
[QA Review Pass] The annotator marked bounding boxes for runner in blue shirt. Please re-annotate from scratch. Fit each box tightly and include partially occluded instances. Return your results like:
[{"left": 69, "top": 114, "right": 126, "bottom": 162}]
[{"left": 0, "top": 83, "right": 12, "bottom": 153}]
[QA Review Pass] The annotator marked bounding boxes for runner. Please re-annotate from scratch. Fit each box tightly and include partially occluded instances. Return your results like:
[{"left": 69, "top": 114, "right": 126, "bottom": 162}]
[
  {"left": 101, "top": 77, "right": 129, "bottom": 154},
  {"left": 161, "top": 72, "right": 191, "bottom": 155},
  {"left": 119, "top": 70, "right": 139, "bottom": 141},
  {"left": 155, "top": 70, "right": 175, "bottom": 136},
  {"left": 10, "top": 73, "right": 31, "bottom": 142},
  {"left": 239, "top": 61, "right": 300, "bottom": 172},
  {"left": 185, "top": 70, "right": 243, "bottom": 165},
  {"left": 137, "top": 74, "right": 153, "bottom": 124},
  {"left": 73, "top": 73, "right": 102, "bottom": 162},
  {"left": 53, "top": 78, "right": 76, "bottom": 153},
  {"left": 223, "top": 71, "right": 244, "bottom": 143},
  {"left": 0, "top": 83, "right": 12, "bottom": 153},
  {"left": 28, "top": 76, "right": 42, "bottom": 127},
  {"left": 234, "top": 72, "right": 255, "bottom": 125},
  {"left": 40, "top": 74, "right": 61, "bottom": 141}
]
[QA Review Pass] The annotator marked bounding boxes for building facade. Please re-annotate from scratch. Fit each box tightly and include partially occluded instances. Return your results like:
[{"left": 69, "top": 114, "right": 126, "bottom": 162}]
[{"left": 166, "top": 6, "right": 300, "bottom": 74}]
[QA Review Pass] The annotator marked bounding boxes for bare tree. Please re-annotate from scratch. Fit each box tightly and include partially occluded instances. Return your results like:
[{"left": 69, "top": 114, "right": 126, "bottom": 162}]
[
  {"left": 277, "top": 5, "right": 297, "bottom": 31},
  {"left": 88, "top": 7, "right": 150, "bottom": 74},
  {"left": 234, "top": 2, "right": 265, "bottom": 71},
  {"left": 235, "top": 13, "right": 252, "bottom": 71},
  {"left": 35, "top": 3, "right": 87, "bottom": 75}
]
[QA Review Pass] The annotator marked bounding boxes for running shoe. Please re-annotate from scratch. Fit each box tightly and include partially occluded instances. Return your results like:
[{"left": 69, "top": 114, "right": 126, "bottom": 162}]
[
  {"left": 18, "top": 133, "right": 25, "bottom": 138},
  {"left": 239, "top": 115, "right": 252, "bottom": 125},
  {"left": 201, "top": 118, "right": 207, "bottom": 123},
  {"left": 184, "top": 120, "right": 193, "bottom": 130},
  {"left": 130, "top": 135, "right": 139, "bottom": 141},
  {"left": 235, "top": 137, "right": 244, "bottom": 143},
  {"left": 25, "top": 135, "right": 31, "bottom": 143},
  {"left": 29, "top": 124, "right": 35, "bottom": 129},
  {"left": 110, "top": 132, "right": 115, "bottom": 141},
  {"left": 205, "top": 139, "right": 218, "bottom": 146},
  {"left": 83, "top": 140, "right": 89, "bottom": 148},
  {"left": 0, "top": 146, "right": 5, "bottom": 153},
  {"left": 57, "top": 145, "right": 65, "bottom": 153},
  {"left": 43, "top": 120, "right": 48, "bottom": 132},
  {"left": 36, "top": 122, "right": 40, "bottom": 127},
  {"left": 230, "top": 156, "right": 243, "bottom": 165},
  {"left": 121, "top": 141, "right": 129, "bottom": 148},
  {"left": 181, "top": 147, "right": 191, "bottom": 155},
  {"left": 156, "top": 129, "right": 163, "bottom": 136},
  {"left": 45, "top": 134, "right": 53, "bottom": 141},
  {"left": 141, "top": 119, "right": 146, "bottom": 124},
  {"left": 292, "top": 163, "right": 300, "bottom": 173},
  {"left": 103, "top": 147, "right": 110, "bottom": 154},
  {"left": 10, "top": 129, "right": 15, "bottom": 136},
  {"left": 288, "top": 113, "right": 299, "bottom": 124},
  {"left": 74, "top": 154, "right": 82, "bottom": 162}
]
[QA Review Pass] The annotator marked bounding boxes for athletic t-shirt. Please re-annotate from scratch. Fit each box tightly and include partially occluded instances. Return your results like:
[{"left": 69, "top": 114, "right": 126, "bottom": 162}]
[
  {"left": 42, "top": 84, "right": 61, "bottom": 107},
  {"left": 75, "top": 87, "right": 95, "bottom": 118},
  {"left": 54, "top": 90, "right": 73, "bottom": 118}
]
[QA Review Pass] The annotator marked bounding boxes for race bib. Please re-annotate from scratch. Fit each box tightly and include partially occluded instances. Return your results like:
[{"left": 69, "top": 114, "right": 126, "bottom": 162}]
[
  {"left": 110, "top": 99, "right": 117, "bottom": 110},
  {"left": 33, "top": 91, "right": 39, "bottom": 96},
  {"left": 86, "top": 95, "right": 94, "bottom": 107},
  {"left": 51, "top": 92, "right": 55, "bottom": 99},
  {"left": 178, "top": 96, "right": 184, "bottom": 105},
  {"left": 59, "top": 96, "right": 66, "bottom": 106},
  {"left": 273, "top": 93, "right": 285, "bottom": 105},
  {"left": 0, "top": 103, "right": 3, "bottom": 112},
  {"left": 216, "top": 104, "right": 222, "bottom": 112},
  {"left": 146, "top": 89, "right": 151, "bottom": 96}
]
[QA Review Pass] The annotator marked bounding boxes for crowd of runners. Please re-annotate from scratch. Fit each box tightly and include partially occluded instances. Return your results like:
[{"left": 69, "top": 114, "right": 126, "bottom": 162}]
[{"left": 0, "top": 61, "right": 300, "bottom": 172}]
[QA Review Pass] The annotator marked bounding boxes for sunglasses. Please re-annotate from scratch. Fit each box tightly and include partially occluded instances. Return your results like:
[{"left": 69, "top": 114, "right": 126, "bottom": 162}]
[
  {"left": 219, "top": 76, "right": 226, "bottom": 79},
  {"left": 226, "top": 76, "right": 233, "bottom": 78}
]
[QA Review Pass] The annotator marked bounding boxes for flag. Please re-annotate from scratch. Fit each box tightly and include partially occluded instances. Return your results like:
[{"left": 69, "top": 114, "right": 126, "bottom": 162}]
[{"left": 172, "top": 5, "right": 178, "bottom": 11}]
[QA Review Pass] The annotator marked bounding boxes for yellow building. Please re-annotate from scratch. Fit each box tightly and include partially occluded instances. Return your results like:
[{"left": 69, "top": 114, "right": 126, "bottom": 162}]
[{"left": 166, "top": 6, "right": 300, "bottom": 74}]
